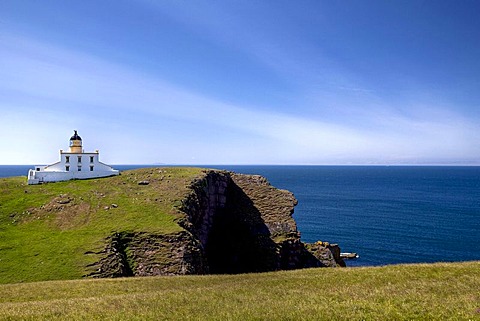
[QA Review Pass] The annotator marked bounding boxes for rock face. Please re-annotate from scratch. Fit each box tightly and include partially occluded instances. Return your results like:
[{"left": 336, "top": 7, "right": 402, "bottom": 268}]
[
  {"left": 89, "top": 231, "right": 207, "bottom": 278},
  {"left": 90, "top": 170, "right": 344, "bottom": 277}
]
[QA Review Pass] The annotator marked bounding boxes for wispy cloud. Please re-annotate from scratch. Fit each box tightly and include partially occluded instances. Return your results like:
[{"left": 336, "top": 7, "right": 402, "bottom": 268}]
[{"left": 1, "top": 32, "right": 479, "bottom": 164}]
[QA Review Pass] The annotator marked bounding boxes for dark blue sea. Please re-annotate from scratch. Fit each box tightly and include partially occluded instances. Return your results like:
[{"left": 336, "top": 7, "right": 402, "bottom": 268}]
[{"left": 2, "top": 165, "right": 479, "bottom": 267}]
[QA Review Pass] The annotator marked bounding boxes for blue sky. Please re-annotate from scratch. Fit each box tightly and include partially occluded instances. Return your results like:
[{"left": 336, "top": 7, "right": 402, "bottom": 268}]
[{"left": 1, "top": 1, "right": 480, "bottom": 165}]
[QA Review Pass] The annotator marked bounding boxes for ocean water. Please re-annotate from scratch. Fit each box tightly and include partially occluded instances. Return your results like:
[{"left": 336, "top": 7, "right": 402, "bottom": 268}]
[
  {"left": 2, "top": 165, "right": 479, "bottom": 266},
  {"left": 214, "top": 165, "right": 480, "bottom": 267}
]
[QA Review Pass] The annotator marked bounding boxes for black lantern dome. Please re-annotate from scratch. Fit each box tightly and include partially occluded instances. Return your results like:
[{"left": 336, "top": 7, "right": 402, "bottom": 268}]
[{"left": 70, "top": 130, "right": 82, "bottom": 141}]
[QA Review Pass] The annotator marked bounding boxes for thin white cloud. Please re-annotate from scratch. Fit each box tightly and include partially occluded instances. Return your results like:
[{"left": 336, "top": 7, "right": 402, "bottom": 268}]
[
  {"left": 0, "top": 33, "right": 479, "bottom": 165},
  {"left": 137, "top": 1, "right": 378, "bottom": 102}
]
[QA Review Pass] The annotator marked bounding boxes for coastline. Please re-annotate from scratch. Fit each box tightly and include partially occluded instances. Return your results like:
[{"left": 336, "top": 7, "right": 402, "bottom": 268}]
[{"left": 1, "top": 165, "right": 479, "bottom": 267}]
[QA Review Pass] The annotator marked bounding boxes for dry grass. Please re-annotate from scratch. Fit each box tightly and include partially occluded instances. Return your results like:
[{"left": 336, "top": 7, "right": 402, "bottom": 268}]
[{"left": 0, "top": 261, "right": 479, "bottom": 320}]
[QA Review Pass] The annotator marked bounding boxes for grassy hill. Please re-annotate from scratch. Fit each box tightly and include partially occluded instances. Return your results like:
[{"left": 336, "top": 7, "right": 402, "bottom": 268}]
[
  {"left": 1, "top": 168, "right": 479, "bottom": 319},
  {"left": 0, "top": 167, "right": 204, "bottom": 284},
  {"left": 0, "top": 261, "right": 478, "bottom": 320}
]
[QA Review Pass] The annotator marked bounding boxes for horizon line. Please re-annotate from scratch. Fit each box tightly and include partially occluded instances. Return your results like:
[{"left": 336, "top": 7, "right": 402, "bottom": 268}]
[{"left": 1, "top": 163, "right": 480, "bottom": 167}]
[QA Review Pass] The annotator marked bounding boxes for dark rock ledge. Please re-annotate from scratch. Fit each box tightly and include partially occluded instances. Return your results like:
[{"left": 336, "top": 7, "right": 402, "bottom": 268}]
[{"left": 88, "top": 170, "right": 344, "bottom": 278}]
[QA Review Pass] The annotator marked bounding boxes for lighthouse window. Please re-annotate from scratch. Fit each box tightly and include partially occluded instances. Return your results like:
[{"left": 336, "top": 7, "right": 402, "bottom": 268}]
[
  {"left": 78, "top": 167, "right": 81, "bottom": 171},
  {"left": 90, "top": 166, "right": 94, "bottom": 171},
  {"left": 65, "top": 156, "right": 70, "bottom": 163},
  {"left": 90, "top": 156, "right": 94, "bottom": 163},
  {"left": 78, "top": 156, "right": 82, "bottom": 163},
  {"left": 66, "top": 166, "right": 70, "bottom": 172}
]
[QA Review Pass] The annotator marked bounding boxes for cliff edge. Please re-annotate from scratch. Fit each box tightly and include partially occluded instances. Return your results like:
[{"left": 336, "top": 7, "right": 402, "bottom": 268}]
[{"left": 91, "top": 169, "right": 344, "bottom": 277}]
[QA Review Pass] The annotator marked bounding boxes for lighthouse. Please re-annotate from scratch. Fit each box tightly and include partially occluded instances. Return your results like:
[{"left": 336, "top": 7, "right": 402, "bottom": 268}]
[{"left": 27, "top": 130, "right": 119, "bottom": 185}]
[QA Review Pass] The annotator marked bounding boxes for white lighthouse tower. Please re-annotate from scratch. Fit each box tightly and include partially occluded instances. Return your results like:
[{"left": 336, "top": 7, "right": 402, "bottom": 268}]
[{"left": 27, "top": 130, "right": 119, "bottom": 185}]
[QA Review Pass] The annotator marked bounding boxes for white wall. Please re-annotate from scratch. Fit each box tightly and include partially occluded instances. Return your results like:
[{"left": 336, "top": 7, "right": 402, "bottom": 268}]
[
  {"left": 27, "top": 151, "right": 119, "bottom": 185},
  {"left": 29, "top": 169, "right": 119, "bottom": 184}
]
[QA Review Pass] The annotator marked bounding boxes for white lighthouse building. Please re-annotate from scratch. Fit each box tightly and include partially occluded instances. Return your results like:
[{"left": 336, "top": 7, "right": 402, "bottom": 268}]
[{"left": 27, "top": 130, "right": 119, "bottom": 185}]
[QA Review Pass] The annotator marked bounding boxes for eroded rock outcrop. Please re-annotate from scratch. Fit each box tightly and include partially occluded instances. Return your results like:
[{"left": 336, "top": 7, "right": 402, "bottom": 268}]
[
  {"left": 89, "top": 170, "right": 344, "bottom": 278},
  {"left": 88, "top": 231, "right": 207, "bottom": 278}
]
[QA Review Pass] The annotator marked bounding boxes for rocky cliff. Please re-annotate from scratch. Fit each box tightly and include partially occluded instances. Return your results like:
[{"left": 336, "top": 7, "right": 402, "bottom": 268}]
[{"left": 90, "top": 170, "right": 344, "bottom": 277}]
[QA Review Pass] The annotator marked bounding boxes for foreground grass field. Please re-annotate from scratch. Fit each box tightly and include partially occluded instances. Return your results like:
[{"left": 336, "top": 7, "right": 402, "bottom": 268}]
[{"left": 0, "top": 261, "right": 479, "bottom": 320}]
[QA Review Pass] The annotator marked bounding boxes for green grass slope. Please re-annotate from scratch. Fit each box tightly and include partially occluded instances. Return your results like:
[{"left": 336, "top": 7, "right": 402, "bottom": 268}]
[
  {"left": 0, "top": 261, "right": 478, "bottom": 320},
  {"left": 0, "top": 167, "right": 204, "bottom": 284}
]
